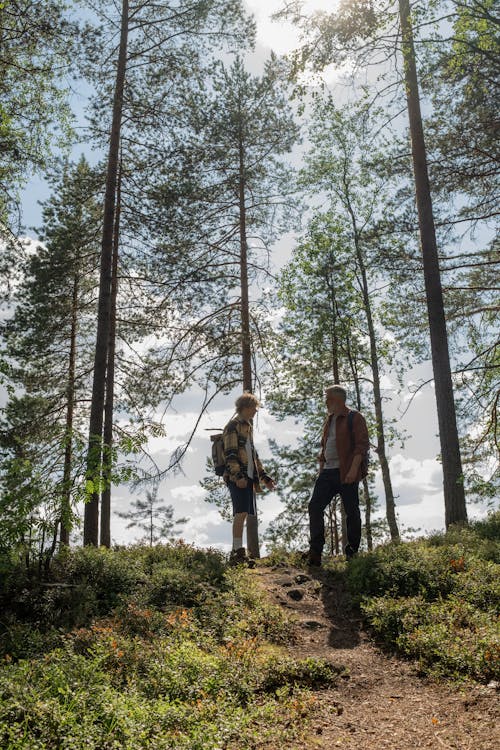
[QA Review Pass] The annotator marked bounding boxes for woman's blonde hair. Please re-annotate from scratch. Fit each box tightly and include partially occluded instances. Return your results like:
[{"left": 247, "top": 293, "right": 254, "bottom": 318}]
[{"left": 235, "top": 392, "right": 261, "bottom": 413}]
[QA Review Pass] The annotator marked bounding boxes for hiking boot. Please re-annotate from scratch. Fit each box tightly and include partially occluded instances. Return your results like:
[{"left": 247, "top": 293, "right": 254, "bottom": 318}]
[
  {"left": 308, "top": 553, "right": 322, "bottom": 567},
  {"left": 344, "top": 544, "right": 357, "bottom": 561},
  {"left": 301, "top": 550, "right": 322, "bottom": 567},
  {"left": 229, "top": 547, "right": 248, "bottom": 566}
]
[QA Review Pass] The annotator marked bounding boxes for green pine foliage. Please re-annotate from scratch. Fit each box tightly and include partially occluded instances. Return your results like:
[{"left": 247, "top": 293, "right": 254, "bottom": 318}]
[
  {"left": 0, "top": 0, "right": 76, "bottom": 224},
  {"left": 0, "top": 158, "right": 102, "bottom": 560}
]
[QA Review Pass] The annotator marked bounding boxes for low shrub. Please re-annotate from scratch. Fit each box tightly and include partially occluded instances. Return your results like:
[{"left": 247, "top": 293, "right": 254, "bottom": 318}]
[
  {"left": 0, "top": 542, "right": 228, "bottom": 644},
  {"left": 347, "top": 542, "right": 460, "bottom": 601},
  {"left": 0, "top": 619, "right": 62, "bottom": 661},
  {"left": 352, "top": 516, "right": 500, "bottom": 683},
  {"left": 193, "top": 567, "right": 294, "bottom": 645},
  {"left": 360, "top": 596, "right": 426, "bottom": 643},
  {"left": 55, "top": 545, "right": 146, "bottom": 612},
  {"left": 427, "top": 516, "right": 500, "bottom": 563},
  {"left": 471, "top": 511, "right": 500, "bottom": 543},
  {"left": 0, "top": 543, "right": 339, "bottom": 749},
  {"left": 258, "top": 655, "right": 345, "bottom": 692},
  {"left": 141, "top": 563, "right": 216, "bottom": 608}
]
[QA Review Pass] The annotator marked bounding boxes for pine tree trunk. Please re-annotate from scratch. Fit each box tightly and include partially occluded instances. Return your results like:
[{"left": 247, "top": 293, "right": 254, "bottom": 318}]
[
  {"left": 350, "top": 360, "right": 375, "bottom": 550},
  {"left": 238, "top": 129, "right": 252, "bottom": 393},
  {"left": 100, "top": 159, "right": 121, "bottom": 548},
  {"left": 345, "top": 199, "right": 400, "bottom": 541},
  {"left": 84, "top": 0, "right": 129, "bottom": 546},
  {"left": 361, "top": 265, "right": 399, "bottom": 540},
  {"left": 324, "top": 262, "right": 340, "bottom": 383},
  {"left": 246, "top": 511, "right": 260, "bottom": 559},
  {"left": 238, "top": 118, "right": 260, "bottom": 557},
  {"left": 341, "top": 506, "right": 348, "bottom": 552},
  {"left": 60, "top": 274, "right": 79, "bottom": 546},
  {"left": 330, "top": 296, "right": 340, "bottom": 384},
  {"left": 362, "top": 478, "right": 373, "bottom": 550},
  {"left": 399, "top": 0, "right": 467, "bottom": 527}
]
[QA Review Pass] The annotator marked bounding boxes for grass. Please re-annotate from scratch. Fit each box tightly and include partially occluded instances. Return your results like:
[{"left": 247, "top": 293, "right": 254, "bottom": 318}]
[{"left": 0, "top": 542, "right": 341, "bottom": 749}]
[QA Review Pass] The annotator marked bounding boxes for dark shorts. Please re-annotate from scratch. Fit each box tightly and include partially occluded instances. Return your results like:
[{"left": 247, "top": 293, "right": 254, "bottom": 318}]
[{"left": 228, "top": 479, "right": 256, "bottom": 515}]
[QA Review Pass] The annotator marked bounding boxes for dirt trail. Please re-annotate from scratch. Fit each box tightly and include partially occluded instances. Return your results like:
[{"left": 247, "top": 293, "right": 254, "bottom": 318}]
[{"left": 253, "top": 563, "right": 499, "bottom": 750}]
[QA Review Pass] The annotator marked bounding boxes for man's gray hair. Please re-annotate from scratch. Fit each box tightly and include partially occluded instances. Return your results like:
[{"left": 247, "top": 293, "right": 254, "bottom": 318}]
[{"left": 325, "top": 384, "right": 347, "bottom": 401}]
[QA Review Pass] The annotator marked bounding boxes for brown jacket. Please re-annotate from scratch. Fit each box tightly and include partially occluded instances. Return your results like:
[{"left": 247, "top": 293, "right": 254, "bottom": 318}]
[{"left": 319, "top": 406, "right": 369, "bottom": 483}]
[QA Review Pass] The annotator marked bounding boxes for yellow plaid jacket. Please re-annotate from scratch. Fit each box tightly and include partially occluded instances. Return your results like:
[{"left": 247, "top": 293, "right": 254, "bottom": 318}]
[{"left": 222, "top": 417, "right": 272, "bottom": 488}]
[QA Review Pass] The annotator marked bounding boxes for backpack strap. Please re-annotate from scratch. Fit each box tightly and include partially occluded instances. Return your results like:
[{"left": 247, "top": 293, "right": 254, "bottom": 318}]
[
  {"left": 348, "top": 411, "right": 378, "bottom": 453},
  {"left": 347, "top": 409, "right": 355, "bottom": 448}
]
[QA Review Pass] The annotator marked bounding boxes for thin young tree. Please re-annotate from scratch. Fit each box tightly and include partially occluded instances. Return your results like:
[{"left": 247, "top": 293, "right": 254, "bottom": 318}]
[
  {"left": 116, "top": 485, "right": 187, "bottom": 546},
  {"left": 300, "top": 100, "right": 401, "bottom": 540},
  {"left": 184, "top": 55, "right": 299, "bottom": 556},
  {"left": 265, "top": 215, "right": 389, "bottom": 550},
  {"left": 1, "top": 157, "right": 102, "bottom": 555}
]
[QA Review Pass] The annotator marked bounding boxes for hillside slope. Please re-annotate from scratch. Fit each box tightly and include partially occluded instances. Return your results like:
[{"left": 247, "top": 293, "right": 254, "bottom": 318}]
[{"left": 1, "top": 520, "right": 498, "bottom": 749}]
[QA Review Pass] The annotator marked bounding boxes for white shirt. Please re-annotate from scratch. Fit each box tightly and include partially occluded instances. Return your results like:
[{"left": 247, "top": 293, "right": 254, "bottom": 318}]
[
  {"left": 246, "top": 437, "right": 254, "bottom": 479},
  {"left": 324, "top": 415, "right": 340, "bottom": 469}
]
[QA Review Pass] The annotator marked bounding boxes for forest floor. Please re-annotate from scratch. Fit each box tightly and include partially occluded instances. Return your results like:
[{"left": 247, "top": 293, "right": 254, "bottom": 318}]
[{"left": 253, "top": 562, "right": 499, "bottom": 750}]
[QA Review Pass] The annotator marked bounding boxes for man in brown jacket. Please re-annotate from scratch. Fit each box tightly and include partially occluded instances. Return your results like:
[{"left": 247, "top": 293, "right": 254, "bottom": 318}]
[{"left": 307, "top": 384, "right": 369, "bottom": 565}]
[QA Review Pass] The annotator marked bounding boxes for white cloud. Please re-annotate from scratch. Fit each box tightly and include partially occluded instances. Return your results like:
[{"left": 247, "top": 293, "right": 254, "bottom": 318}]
[
  {"left": 176, "top": 494, "right": 233, "bottom": 550},
  {"left": 391, "top": 453, "right": 442, "bottom": 485},
  {"left": 379, "top": 374, "right": 395, "bottom": 390},
  {"left": 170, "top": 484, "right": 206, "bottom": 504},
  {"left": 388, "top": 453, "right": 443, "bottom": 507},
  {"left": 396, "top": 491, "right": 447, "bottom": 535},
  {"left": 369, "top": 455, "right": 447, "bottom": 533}
]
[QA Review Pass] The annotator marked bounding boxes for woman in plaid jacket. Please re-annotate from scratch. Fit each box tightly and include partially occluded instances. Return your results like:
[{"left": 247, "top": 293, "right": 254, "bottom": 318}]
[{"left": 223, "top": 393, "right": 275, "bottom": 564}]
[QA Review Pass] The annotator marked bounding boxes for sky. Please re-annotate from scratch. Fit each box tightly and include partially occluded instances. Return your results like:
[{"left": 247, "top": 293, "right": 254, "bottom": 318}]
[{"left": 12, "top": 0, "right": 494, "bottom": 554}]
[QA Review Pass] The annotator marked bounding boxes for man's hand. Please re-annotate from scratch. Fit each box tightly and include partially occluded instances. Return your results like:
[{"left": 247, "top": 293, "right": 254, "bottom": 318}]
[
  {"left": 345, "top": 454, "right": 362, "bottom": 484},
  {"left": 235, "top": 477, "right": 248, "bottom": 488},
  {"left": 263, "top": 479, "right": 276, "bottom": 491}
]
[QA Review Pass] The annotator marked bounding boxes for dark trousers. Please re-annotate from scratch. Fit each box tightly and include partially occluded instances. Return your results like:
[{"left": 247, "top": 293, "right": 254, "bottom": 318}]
[{"left": 308, "top": 469, "right": 361, "bottom": 556}]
